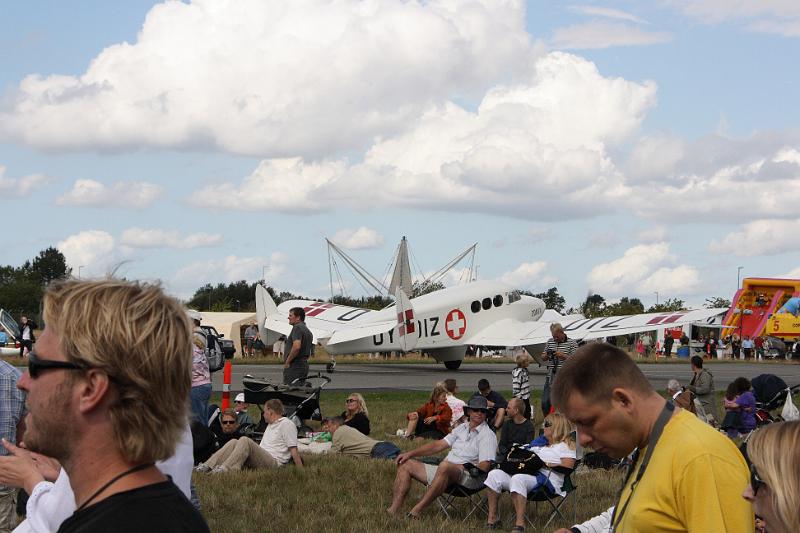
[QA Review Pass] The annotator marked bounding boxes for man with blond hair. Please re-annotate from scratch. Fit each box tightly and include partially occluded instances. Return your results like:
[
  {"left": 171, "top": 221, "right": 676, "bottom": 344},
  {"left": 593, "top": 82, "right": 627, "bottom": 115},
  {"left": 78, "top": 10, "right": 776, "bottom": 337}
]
[{"left": 16, "top": 279, "right": 208, "bottom": 532}]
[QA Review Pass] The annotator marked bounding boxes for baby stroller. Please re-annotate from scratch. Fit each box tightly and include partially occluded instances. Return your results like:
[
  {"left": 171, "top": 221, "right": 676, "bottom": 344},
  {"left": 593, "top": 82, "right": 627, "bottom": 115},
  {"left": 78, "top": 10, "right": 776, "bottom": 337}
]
[
  {"left": 750, "top": 374, "right": 800, "bottom": 427},
  {"left": 242, "top": 372, "right": 331, "bottom": 439}
]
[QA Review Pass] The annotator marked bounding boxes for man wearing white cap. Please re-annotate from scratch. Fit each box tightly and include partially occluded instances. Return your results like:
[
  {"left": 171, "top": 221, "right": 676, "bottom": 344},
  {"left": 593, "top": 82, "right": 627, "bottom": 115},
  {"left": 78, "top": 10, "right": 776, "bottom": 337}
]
[{"left": 233, "top": 393, "right": 253, "bottom": 426}]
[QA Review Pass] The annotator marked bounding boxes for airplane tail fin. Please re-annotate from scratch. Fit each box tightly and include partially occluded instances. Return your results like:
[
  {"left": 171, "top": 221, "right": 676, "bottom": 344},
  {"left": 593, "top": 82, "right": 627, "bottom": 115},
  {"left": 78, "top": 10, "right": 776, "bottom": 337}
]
[
  {"left": 256, "top": 284, "right": 279, "bottom": 345},
  {"left": 395, "top": 288, "right": 418, "bottom": 352}
]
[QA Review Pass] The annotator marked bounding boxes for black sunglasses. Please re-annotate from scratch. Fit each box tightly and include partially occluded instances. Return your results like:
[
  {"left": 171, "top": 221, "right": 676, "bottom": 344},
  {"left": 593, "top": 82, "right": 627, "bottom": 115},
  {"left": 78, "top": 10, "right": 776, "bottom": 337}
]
[
  {"left": 28, "top": 351, "right": 86, "bottom": 379},
  {"left": 543, "top": 421, "right": 553, "bottom": 428},
  {"left": 221, "top": 420, "right": 237, "bottom": 425},
  {"left": 750, "top": 464, "right": 765, "bottom": 496}
]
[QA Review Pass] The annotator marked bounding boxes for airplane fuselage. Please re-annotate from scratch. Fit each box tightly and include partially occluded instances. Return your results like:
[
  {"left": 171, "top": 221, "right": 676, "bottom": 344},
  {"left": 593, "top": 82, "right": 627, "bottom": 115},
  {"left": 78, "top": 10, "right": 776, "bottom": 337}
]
[{"left": 276, "top": 281, "right": 545, "bottom": 358}]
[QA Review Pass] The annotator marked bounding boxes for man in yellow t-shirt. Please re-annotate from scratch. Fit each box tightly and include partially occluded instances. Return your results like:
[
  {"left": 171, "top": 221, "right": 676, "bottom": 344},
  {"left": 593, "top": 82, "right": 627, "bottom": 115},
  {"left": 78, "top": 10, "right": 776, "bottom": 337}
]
[{"left": 551, "top": 343, "right": 752, "bottom": 533}]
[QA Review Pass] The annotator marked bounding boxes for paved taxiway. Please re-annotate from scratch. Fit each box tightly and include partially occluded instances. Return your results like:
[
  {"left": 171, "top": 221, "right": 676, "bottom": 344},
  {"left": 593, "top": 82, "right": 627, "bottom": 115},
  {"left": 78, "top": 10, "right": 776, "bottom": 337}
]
[{"left": 213, "top": 361, "right": 800, "bottom": 394}]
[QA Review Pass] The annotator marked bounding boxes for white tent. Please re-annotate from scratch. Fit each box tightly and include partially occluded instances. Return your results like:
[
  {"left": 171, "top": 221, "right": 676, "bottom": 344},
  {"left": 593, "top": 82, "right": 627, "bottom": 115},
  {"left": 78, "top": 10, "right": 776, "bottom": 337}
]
[{"left": 199, "top": 311, "right": 257, "bottom": 358}]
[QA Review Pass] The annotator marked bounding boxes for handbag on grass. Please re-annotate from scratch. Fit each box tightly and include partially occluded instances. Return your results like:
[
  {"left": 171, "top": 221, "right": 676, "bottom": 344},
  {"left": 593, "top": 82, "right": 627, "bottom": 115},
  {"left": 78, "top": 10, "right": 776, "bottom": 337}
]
[{"left": 499, "top": 443, "right": 544, "bottom": 476}]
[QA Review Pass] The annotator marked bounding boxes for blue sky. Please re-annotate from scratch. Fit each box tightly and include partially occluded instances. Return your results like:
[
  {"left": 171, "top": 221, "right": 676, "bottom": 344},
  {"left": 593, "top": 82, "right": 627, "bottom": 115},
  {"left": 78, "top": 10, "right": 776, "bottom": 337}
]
[{"left": 1, "top": 1, "right": 799, "bottom": 308}]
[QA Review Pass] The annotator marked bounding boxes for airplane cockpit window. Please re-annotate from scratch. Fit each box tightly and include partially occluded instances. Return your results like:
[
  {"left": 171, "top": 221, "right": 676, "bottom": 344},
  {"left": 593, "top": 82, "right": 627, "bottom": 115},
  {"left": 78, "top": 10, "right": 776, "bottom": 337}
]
[
  {"left": 482, "top": 297, "right": 492, "bottom": 310},
  {"left": 508, "top": 291, "right": 521, "bottom": 303},
  {"left": 493, "top": 295, "right": 503, "bottom": 307},
  {"left": 471, "top": 300, "right": 481, "bottom": 313}
]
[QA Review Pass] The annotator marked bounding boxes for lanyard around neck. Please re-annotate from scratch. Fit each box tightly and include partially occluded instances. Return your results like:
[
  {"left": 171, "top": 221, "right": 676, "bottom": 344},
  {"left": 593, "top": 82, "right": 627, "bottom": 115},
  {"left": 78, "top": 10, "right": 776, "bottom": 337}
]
[{"left": 610, "top": 401, "right": 675, "bottom": 532}]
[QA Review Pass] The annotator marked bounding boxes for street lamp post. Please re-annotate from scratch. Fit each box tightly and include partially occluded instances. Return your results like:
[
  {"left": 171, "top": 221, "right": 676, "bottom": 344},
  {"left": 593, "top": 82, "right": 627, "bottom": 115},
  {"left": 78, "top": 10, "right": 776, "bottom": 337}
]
[
  {"left": 262, "top": 265, "right": 268, "bottom": 282},
  {"left": 78, "top": 265, "right": 84, "bottom": 279},
  {"left": 737, "top": 266, "right": 743, "bottom": 289},
  {"left": 654, "top": 291, "right": 659, "bottom": 306}
]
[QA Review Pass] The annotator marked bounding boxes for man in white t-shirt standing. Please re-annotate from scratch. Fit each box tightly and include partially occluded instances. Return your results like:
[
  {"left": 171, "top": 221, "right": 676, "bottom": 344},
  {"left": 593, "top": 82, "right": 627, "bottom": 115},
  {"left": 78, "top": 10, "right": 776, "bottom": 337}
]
[{"left": 195, "top": 399, "right": 302, "bottom": 473}]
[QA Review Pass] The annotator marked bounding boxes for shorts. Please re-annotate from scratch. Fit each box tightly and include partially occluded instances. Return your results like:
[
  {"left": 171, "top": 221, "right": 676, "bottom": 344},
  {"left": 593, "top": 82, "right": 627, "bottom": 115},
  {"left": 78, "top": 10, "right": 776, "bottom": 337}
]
[{"left": 423, "top": 463, "right": 484, "bottom": 490}]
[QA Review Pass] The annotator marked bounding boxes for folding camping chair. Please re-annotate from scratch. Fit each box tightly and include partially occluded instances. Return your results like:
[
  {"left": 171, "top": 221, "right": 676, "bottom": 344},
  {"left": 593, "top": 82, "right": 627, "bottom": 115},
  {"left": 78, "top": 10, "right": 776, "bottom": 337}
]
[
  {"left": 421, "top": 457, "right": 489, "bottom": 521},
  {"left": 437, "top": 482, "right": 489, "bottom": 521},
  {"left": 524, "top": 460, "right": 581, "bottom": 529}
]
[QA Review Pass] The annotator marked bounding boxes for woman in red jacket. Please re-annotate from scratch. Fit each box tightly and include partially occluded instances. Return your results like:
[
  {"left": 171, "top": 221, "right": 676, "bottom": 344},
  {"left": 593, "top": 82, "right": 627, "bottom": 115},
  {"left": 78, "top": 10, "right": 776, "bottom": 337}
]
[{"left": 404, "top": 383, "right": 452, "bottom": 439}]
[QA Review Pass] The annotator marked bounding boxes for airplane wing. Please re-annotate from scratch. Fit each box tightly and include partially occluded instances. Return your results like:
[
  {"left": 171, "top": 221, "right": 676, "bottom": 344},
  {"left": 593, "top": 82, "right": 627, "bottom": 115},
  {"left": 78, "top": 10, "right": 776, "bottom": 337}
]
[
  {"left": 464, "top": 319, "right": 552, "bottom": 347},
  {"left": 325, "top": 319, "right": 397, "bottom": 345},
  {"left": 560, "top": 308, "right": 728, "bottom": 341},
  {"left": 463, "top": 308, "right": 728, "bottom": 346}
]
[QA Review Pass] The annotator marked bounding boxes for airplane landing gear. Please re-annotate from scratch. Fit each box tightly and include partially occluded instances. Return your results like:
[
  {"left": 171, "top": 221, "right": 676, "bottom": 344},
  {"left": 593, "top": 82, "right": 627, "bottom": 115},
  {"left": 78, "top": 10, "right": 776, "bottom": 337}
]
[{"left": 444, "top": 360, "right": 462, "bottom": 370}]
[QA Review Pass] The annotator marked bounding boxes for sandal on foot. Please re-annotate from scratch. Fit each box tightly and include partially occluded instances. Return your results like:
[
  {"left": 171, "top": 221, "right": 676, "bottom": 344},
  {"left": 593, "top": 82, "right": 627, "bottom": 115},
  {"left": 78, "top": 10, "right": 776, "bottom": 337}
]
[
  {"left": 510, "top": 526, "right": 525, "bottom": 533},
  {"left": 405, "top": 512, "right": 420, "bottom": 520},
  {"left": 485, "top": 520, "right": 501, "bottom": 529}
]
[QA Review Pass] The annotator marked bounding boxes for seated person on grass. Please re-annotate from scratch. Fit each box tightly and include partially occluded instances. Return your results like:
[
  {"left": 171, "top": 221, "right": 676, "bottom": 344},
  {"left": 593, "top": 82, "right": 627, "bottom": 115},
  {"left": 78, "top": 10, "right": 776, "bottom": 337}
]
[
  {"left": 341, "top": 392, "right": 371, "bottom": 435},
  {"left": 213, "top": 408, "right": 246, "bottom": 447},
  {"left": 443, "top": 378, "right": 467, "bottom": 428},
  {"left": 387, "top": 396, "right": 497, "bottom": 519},
  {"left": 195, "top": 399, "right": 302, "bottom": 473},
  {"left": 324, "top": 416, "right": 401, "bottom": 459},
  {"left": 496, "top": 398, "right": 535, "bottom": 460},
  {"left": 233, "top": 393, "right": 254, "bottom": 426},
  {"left": 484, "top": 411, "right": 577, "bottom": 531},
  {"left": 404, "top": 384, "right": 452, "bottom": 439},
  {"left": 473, "top": 378, "right": 508, "bottom": 430}
]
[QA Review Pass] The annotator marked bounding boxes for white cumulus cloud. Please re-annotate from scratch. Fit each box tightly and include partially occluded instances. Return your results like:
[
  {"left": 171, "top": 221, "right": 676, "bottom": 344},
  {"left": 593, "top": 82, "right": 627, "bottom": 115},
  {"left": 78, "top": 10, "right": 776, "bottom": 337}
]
[
  {"left": 586, "top": 242, "right": 700, "bottom": 296},
  {"left": 0, "top": 165, "right": 54, "bottom": 197},
  {"left": 709, "top": 219, "right": 800, "bottom": 256},
  {"left": 331, "top": 227, "right": 384, "bottom": 250},
  {"left": 498, "top": 261, "right": 557, "bottom": 289},
  {"left": 189, "top": 52, "right": 655, "bottom": 220},
  {"left": 120, "top": 228, "right": 223, "bottom": 249},
  {"left": 57, "top": 230, "right": 117, "bottom": 276},
  {"left": 173, "top": 253, "right": 289, "bottom": 288},
  {"left": 57, "top": 179, "right": 164, "bottom": 208},
  {"left": 628, "top": 139, "right": 800, "bottom": 222},
  {"left": 0, "top": 0, "right": 536, "bottom": 157}
]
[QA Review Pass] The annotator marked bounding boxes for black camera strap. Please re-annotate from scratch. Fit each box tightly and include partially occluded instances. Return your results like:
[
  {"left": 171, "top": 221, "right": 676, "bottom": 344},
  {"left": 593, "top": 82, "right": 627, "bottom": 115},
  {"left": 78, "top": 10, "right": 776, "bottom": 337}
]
[{"left": 609, "top": 401, "right": 675, "bottom": 532}]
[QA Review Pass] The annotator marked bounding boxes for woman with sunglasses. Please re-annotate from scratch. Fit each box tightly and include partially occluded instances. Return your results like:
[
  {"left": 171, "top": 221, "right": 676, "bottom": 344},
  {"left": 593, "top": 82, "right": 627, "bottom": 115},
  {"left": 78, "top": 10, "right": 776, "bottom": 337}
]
[
  {"left": 340, "top": 393, "right": 370, "bottom": 435},
  {"left": 484, "top": 412, "right": 577, "bottom": 531},
  {"left": 743, "top": 421, "right": 800, "bottom": 533}
]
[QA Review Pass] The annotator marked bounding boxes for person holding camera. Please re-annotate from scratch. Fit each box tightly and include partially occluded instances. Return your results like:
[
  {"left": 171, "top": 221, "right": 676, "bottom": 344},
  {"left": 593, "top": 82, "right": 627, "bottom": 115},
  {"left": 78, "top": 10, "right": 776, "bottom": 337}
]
[{"left": 540, "top": 323, "right": 578, "bottom": 416}]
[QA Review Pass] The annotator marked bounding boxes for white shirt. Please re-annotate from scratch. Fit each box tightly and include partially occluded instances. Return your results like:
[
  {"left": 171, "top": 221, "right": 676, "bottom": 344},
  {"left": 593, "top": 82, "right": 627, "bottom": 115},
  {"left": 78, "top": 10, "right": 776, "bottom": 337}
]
[
  {"left": 259, "top": 417, "right": 298, "bottom": 464},
  {"left": 523, "top": 441, "right": 577, "bottom": 495},
  {"left": 443, "top": 421, "right": 497, "bottom": 465},
  {"left": 445, "top": 394, "right": 466, "bottom": 425}
]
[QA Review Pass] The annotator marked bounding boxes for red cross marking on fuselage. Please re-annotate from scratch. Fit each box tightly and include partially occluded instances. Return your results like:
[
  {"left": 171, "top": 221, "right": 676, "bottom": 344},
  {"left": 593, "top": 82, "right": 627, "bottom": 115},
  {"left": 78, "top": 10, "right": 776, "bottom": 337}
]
[
  {"left": 397, "top": 309, "right": 415, "bottom": 336},
  {"left": 445, "top": 309, "right": 466, "bottom": 340}
]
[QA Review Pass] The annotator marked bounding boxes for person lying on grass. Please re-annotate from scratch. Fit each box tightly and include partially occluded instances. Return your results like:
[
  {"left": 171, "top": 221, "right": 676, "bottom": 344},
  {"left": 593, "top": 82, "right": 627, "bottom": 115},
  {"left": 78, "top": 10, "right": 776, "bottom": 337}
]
[
  {"left": 324, "top": 417, "right": 401, "bottom": 459},
  {"left": 387, "top": 396, "right": 497, "bottom": 519},
  {"left": 195, "top": 398, "right": 302, "bottom": 473}
]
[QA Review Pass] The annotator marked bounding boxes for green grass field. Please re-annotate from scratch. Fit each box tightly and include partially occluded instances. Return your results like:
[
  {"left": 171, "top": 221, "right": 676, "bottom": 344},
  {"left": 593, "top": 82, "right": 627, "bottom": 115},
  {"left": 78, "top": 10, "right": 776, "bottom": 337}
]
[{"left": 195, "top": 390, "right": 623, "bottom": 532}]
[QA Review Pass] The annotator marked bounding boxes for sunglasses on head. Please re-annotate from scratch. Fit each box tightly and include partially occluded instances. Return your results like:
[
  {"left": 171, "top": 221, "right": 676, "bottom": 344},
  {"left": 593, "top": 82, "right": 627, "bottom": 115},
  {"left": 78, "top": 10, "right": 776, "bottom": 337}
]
[
  {"left": 750, "top": 464, "right": 765, "bottom": 496},
  {"left": 27, "top": 351, "right": 87, "bottom": 379},
  {"left": 543, "top": 421, "right": 553, "bottom": 428}
]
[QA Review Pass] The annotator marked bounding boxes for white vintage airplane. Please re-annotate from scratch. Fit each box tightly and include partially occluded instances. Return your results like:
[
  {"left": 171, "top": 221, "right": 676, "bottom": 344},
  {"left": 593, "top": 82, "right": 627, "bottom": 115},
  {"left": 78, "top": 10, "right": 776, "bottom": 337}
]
[{"left": 255, "top": 280, "right": 727, "bottom": 370}]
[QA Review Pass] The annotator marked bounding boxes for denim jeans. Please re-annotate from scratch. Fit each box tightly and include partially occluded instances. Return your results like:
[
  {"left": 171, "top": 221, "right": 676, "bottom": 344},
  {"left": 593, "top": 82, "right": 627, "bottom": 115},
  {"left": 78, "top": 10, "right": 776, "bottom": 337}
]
[
  {"left": 191, "top": 383, "right": 212, "bottom": 424},
  {"left": 370, "top": 441, "right": 401, "bottom": 460}
]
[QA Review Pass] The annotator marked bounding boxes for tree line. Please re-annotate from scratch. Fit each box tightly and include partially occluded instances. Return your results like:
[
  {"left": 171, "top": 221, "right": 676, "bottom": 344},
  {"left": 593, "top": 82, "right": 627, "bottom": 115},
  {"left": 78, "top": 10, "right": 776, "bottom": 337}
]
[
  {"left": 0, "top": 249, "right": 732, "bottom": 321},
  {"left": 0, "top": 247, "right": 71, "bottom": 319}
]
